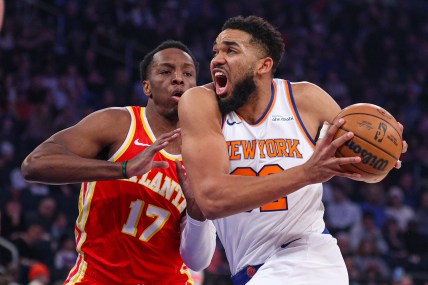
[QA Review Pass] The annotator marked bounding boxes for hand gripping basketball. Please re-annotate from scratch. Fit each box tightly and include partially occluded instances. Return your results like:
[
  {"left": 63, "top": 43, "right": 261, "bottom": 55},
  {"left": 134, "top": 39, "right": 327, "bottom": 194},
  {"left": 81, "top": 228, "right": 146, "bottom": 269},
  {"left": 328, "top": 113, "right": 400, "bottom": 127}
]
[{"left": 331, "top": 103, "right": 404, "bottom": 183}]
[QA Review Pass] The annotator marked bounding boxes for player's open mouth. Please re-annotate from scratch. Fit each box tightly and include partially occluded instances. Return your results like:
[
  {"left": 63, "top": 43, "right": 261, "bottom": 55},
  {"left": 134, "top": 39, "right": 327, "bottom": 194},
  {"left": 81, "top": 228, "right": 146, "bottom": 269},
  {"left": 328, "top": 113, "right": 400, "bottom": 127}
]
[
  {"left": 214, "top": 71, "right": 228, "bottom": 96},
  {"left": 171, "top": 90, "right": 184, "bottom": 102}
]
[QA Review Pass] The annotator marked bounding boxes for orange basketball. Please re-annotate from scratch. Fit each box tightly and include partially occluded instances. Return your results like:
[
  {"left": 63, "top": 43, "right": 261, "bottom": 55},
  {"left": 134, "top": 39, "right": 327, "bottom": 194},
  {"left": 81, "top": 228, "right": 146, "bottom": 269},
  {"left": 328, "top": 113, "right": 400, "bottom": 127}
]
[{"left": 331, "top": 103, "right": 403, "bottom": 183}]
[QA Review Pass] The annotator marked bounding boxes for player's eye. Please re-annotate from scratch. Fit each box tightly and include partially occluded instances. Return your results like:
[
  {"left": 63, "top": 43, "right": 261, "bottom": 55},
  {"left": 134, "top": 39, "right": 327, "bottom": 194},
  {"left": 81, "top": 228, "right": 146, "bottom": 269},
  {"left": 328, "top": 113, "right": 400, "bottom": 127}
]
[{"left": 227, "top": 48, "right": 237, "bottom": 55}]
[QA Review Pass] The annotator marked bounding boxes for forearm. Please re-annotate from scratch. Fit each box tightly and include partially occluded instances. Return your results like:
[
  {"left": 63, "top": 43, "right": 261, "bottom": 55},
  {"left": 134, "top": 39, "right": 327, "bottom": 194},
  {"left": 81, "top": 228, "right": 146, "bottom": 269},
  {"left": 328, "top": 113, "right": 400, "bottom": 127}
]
[
  {"left": 21, "top": 144, "right": 123, "bottom": 184},
  {"left": 180, "top": 213, "right": 216, "bottom": 271},
  {"left": 193, "top": 164, "right": 309, "bottom": 219}
]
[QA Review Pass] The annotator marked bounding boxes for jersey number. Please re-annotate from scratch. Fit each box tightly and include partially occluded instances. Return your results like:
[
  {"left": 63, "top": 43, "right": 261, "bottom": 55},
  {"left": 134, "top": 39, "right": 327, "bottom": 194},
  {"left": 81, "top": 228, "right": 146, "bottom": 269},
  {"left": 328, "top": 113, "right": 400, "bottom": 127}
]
[
  {"left": 121, "top": 199, "right": 170, "bottom": 241},
  {"left": 231, "top": 164, "right": 288, "bottom": 212}
]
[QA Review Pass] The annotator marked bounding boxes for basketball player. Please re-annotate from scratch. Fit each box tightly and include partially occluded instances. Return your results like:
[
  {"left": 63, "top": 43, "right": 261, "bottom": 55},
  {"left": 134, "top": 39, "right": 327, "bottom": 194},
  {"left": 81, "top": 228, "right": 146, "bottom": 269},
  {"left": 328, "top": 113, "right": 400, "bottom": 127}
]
[
  {"left": 179, "top": 16, "right": 407, "bottom": 285},
  {"left": 21, "top": 40, "right": 216, "bottom": 285}
]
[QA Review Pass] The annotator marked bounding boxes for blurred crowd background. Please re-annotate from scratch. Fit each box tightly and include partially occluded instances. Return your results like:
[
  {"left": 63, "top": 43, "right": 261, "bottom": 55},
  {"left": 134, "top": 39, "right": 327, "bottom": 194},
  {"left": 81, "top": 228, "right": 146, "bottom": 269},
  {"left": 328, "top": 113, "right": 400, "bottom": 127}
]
[{"left": 1, "top": 0, "right": 428, "bottom": 284}]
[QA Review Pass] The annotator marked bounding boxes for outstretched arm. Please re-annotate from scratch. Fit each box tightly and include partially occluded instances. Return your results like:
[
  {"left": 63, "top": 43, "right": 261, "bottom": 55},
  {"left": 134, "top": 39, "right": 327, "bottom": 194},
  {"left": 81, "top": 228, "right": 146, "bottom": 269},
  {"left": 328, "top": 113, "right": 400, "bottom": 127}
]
[
  {"left": 179, "top": 86, "right": 362, "bottom": 219},
  {"left": 175, "top": 161, "right": 216, "bottom": 271},
  {"left": 21, "top": 107, "right": 179, "bottom": 184}
]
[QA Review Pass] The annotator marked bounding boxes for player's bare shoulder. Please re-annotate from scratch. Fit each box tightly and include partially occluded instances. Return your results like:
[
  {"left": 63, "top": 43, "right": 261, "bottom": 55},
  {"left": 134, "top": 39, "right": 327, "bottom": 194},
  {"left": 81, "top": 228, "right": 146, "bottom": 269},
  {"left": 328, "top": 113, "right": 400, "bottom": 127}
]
[
  {"left": 290, "top": 81, "right": 330, "bottom": 106},
  {"left": 181, "top": 83, "right": 216, "bottom": 101},
  {"left": 290, "top": 81, "right": 340, "bottom": 121},
  {"left": 83, "top": 107, "right": 131, "bottom": 129},
  {"left": 180, "top": 83, "right": 218, "bottom": 112},
  {"left": 179, "top": 83, "right": 222, "bottom": 126},
  {"left": 70, "top": 107, "right": 131, "bottom": 145}
]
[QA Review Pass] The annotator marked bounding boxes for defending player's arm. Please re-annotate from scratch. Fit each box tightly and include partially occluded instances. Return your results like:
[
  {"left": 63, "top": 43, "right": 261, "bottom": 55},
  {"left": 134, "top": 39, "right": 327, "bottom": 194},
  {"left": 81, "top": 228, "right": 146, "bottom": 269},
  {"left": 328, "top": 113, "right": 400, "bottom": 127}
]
[
  {"left": 175, "top": 161, "right": 216, "bottom": 271},
  {"left": 21, "top": 107, "right": 179, "bottom": 184},
  {"left": 179, "top": 85, "right": 362, "bottom": 219},
  {"left": 180, "top": 213, "right": 216, "bottom": 271}
]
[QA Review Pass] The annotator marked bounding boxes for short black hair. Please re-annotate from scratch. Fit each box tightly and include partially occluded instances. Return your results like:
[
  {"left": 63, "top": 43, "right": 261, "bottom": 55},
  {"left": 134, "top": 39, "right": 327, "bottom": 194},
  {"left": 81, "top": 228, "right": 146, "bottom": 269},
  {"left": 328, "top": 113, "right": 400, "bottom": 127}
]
[
  {"left": 222, "top": 16, "right": 285, "bottom": 74},
  {"left": 139, "top": 40, "right": 199, "bottom": 81}
]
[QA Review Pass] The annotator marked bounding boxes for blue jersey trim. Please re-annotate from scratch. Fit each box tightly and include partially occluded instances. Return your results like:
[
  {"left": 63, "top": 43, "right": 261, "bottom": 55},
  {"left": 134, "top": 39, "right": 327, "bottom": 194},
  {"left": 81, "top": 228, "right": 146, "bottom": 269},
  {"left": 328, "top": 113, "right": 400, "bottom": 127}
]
[
  {"left": 250, "top": 83, "right": 275, "bottom": 125},
  {"left": 287, "top": 80, "right": 316, "bottom": 146}
]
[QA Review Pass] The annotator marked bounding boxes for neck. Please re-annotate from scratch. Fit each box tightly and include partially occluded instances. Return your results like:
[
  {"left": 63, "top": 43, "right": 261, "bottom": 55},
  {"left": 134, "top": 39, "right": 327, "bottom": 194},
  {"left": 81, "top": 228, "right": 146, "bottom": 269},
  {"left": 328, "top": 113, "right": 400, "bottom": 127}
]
[
  {"left": 237, "top": 79, "right": 272, "bottom": 124},
  {"left": 145, "top": 103, "right": 179, "bottom": 134},
  {"left": 145, "top": 104, "right": 181, "bottom": 155}
]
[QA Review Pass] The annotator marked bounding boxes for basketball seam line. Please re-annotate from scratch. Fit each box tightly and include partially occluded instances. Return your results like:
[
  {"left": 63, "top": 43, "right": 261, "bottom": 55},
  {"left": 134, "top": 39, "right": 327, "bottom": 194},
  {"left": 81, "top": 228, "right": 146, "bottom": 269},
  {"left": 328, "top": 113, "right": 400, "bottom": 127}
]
[
  {"left": 336, "top": 150, "right": 379, "bottom": 175},
  {"left": 341, "top": 112, "right": 402, "bottom": 139},
  {"left": 340, "top": 126, "right": 400, "bottom": 160}
]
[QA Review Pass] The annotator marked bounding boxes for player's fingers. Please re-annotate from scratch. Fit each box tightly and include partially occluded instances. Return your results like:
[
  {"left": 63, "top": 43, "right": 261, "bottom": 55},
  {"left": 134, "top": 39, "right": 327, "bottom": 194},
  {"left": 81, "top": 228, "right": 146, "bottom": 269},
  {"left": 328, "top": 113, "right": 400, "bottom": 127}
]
[
  {"left": 330, "top": 130, "right": 354, "bottom": 150},
  {"left": 147, "top": 129, "right": 180, "bottom": 152},
  {"left": 146, "top": 130, "right": 180, "bottom": 154},
  {"left": 402, "top": 140, "right": 408, "bottom": 154},
  {"left": 336, "top": 172, "right": 362, "bottom": 180},
  {"left": 318, "top": 119, "right": 345, "bottom": 147},
  {"left": 151, "top": 161, "right": 170, "bottom": 169},
  {"left": 397, "top": 122, "right": 404, "bottom": 133},
  {"left": 175, "top": 160, "right": 186, "bottom": 184},
  {"left": 394, "top": 160, "right": 402, "bottom": 169},
  {"left": 336, "top": 156, "right": 361, "bottom": 165},
  {"left": 156, "top": 129, "right": 181, "bottom": 143}
]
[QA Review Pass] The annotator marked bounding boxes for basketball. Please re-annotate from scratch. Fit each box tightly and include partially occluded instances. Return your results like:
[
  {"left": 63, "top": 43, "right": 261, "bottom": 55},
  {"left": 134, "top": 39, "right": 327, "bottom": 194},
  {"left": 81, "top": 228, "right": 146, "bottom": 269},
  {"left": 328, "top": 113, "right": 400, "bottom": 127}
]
[{"left": 331, "top": 103, "right": 403, "bottom": 183}]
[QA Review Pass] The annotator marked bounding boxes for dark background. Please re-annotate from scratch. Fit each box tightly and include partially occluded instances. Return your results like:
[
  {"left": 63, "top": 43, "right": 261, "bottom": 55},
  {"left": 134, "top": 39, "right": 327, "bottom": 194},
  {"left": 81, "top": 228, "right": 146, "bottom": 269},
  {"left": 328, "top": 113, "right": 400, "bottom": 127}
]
[{"left": 1, "top": 0, "right": 427, "bottom": 284}]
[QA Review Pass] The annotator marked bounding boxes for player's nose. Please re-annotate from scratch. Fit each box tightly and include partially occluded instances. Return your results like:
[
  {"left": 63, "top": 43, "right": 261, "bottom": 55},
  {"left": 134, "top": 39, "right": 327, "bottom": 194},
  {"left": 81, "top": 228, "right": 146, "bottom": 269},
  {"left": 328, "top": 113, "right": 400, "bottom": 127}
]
[
  {"left": 172, "top": 72, "right": 184, "bottom": 85},
  {"left": 211, "top": 53, "right": 226, "bottom": 67}
]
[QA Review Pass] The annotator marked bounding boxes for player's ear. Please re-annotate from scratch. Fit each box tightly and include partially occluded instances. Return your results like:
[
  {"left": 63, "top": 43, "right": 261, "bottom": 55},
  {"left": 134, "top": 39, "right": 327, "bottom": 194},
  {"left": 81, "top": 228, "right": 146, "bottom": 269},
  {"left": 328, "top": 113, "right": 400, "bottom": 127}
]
[
  {"left": 256, "top": 57, "right": 273, "bottom": 76},
  {"left": 142, "top": 80, "right": 153, "bottom": 98}
]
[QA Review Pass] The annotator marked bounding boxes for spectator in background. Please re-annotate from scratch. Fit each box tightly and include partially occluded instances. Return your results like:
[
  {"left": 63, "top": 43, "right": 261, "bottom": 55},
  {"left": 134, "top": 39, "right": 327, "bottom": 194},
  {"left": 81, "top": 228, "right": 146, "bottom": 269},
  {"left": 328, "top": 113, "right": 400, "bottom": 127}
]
[
  {"left": 53, "top": 235, "right": 76, "bottom": 283},
  {"left": 414, "top": 191, "right": 428, "bottom": 241},
  {"left": 325, "top": 184, "right": 361, "bottom": 235},
  {"left": 336, "top": 232, "right": 354, "bottom": 258},
  {"left": 403, "top": 220, "right": 428, "bottom": 259},
  {"left": 1, "top": 199, "right": 26, "bottom": 240},
  {"left": 0, "top": 141, "right": 16, "bottom": 189},
  {"left": 354, "top": 238, "right": 391, "bottom": 282},
  {"left": 28, "top": 263, "right": 50, "bottom": 285},
  {"left": 203, "top": 242, "right": 233, "bottom": 285},
  {"left": 386, "top": 187, "right": 415, "bottom": 232},
  {"left": 382, "top": 217, "right": 407, "bottom": 267},
  {"left": 26, "top": 197, "right": 57, "bottom": 233},
  {"left": 396, "top": 170, "right": 419, "bottom": 208},
  {"left": 349, "top": 212, "right": 388, "bottom": 255},
  {"left": 360, "top": 183, "right": 388, "bottom": 229},
  {"left": 11, "top": 223, "right": 52, "bottom": 283},
  {"left": 343, "top": 254, "right": 362, "bottom": 285}
]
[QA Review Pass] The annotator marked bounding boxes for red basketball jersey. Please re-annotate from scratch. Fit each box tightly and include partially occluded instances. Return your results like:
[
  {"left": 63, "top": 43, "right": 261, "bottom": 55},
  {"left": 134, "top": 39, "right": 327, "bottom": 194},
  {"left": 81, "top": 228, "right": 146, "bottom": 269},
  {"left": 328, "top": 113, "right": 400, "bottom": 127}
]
[{"left": 65, "top": 106, "right": 192, "bottom": 285}]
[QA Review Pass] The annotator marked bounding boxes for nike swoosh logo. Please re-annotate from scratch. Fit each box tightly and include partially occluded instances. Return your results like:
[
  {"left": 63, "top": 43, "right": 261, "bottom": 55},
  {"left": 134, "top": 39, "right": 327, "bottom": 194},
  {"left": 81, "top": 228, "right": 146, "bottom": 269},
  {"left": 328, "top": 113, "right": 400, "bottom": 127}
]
[
  {"left": 134, "top": 139, "right": 151, "bottom": 147},
  {"left": 280, "top": 238, "right": 301, "bottom": 248},
  {"left": 226, "top": 119, "right": 242, "bottom": 126}
]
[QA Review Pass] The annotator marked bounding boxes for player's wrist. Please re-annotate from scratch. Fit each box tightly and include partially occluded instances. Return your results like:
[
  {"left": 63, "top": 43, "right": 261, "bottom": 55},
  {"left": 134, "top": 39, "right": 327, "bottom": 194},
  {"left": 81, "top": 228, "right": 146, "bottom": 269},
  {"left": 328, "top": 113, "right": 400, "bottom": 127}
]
[
  {"left": 186, "top": 202, "right": 206, "bottom": 222},
  {"left": 186, "top": 210, "right": 207, "bottom": 224},
  {"left": 121, "top": 160, "right": 129, "bottom": 179}
]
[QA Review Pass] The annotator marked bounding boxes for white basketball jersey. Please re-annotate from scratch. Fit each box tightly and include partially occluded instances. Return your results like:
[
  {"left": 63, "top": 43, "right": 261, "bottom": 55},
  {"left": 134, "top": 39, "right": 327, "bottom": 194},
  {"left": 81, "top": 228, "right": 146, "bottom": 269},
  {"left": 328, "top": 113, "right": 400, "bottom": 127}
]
[{"left": 215, "top": 79, "right": 326, "bottom": 275}]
